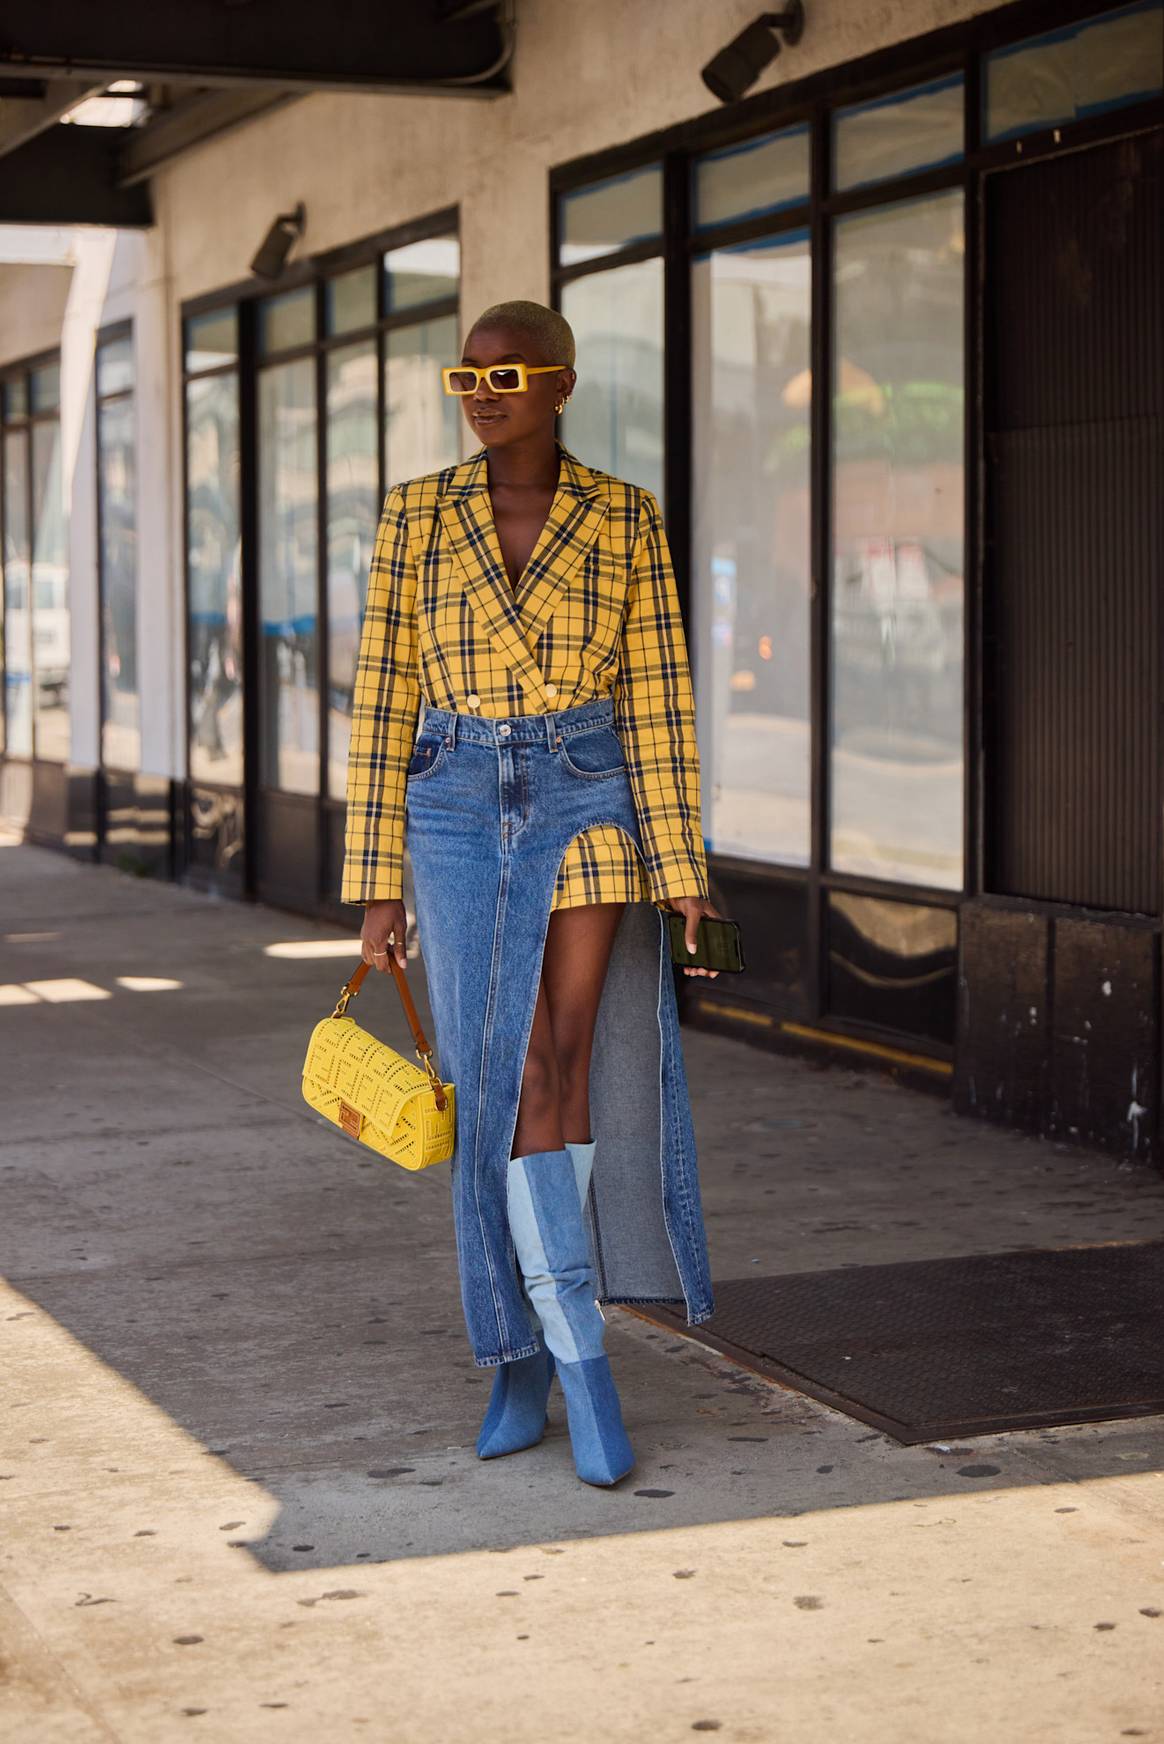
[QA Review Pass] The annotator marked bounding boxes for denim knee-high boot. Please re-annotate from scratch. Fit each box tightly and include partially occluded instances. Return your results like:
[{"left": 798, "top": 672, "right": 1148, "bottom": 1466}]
[
  {"left": 506, "top": 1146, "right": 634, "bottom": 1486},
  {"left": 475, "top": 1320, "right": 555, "bottom": 1459},
  {"left": 567, "top": 1136, "right": 597, "bottom": 1205},
  {"left": 474, "top": 1139, "right": 597, "bottom": 1462}
]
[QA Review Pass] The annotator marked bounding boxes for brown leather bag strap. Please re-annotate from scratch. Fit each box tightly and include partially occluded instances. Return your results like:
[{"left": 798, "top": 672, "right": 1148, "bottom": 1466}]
[{"left": 330, "top": 957, "right": 448, "bottom": 1113}]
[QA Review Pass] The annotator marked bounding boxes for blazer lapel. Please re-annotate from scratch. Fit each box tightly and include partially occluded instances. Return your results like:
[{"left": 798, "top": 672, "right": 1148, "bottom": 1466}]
[{"left": 437, "top": 442, "right": 609, "bottom": 704}]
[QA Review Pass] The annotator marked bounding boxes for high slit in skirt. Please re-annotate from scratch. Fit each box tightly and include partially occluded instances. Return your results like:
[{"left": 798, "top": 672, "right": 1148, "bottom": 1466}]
[{"left": 404, "top": 694, "right": 715, "bottom": 1367}]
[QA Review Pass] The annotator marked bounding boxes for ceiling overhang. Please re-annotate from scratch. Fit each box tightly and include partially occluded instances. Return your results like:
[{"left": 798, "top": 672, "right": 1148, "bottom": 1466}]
[{"left": 0, "top": 1, "right": 510, "bottom": 226}]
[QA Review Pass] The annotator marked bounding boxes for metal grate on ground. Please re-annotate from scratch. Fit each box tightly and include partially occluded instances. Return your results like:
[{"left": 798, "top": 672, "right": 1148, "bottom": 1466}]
[{"left": 629, "top": 1240, "right": 1164, "bottom": 1445}]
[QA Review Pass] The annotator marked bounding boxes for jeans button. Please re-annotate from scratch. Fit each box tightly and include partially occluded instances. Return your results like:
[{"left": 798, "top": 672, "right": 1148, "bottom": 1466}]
[{"left": 498, "top": 723, "right": 511, "bottom": 736}]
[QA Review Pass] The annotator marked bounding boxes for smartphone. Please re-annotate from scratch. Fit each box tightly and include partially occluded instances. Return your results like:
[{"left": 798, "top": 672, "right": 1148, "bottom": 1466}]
[{"left": 666, "top": 912, "right": 746, "bottom": 974}]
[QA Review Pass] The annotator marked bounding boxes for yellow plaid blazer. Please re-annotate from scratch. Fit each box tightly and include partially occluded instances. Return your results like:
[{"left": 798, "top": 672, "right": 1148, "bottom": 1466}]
[{"left": 342, "top": 440, "right": 709, "bottom": 911}]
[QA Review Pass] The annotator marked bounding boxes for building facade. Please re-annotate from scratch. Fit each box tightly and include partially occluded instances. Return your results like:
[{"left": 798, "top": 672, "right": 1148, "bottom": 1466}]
[{"left": 1, "top": 0, "right": 1161, "bottom": 1161}]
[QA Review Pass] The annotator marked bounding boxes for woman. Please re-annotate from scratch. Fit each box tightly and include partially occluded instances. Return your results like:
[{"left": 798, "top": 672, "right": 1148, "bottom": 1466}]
[{"left": 343, "top": 299, "right": 720, "bottom": 1488}]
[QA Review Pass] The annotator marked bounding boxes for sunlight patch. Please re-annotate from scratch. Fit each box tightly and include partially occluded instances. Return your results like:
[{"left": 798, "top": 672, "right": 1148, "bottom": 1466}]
[
  {"left": 21, "top": 979, "right": 112, "bottom": 1003},
  {"left": 265, "top": 939, "right": 364, "bottom": 960}
]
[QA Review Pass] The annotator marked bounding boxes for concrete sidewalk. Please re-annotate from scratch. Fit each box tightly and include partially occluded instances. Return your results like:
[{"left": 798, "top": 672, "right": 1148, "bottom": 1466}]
[{"left": 2, "top": 832, "right": 1162, "bottom": 1743}]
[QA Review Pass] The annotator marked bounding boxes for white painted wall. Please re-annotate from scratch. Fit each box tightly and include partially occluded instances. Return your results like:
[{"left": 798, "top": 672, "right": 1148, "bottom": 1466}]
[{"left": 0, "top": 0, "right": 1000, "bottom": 783}]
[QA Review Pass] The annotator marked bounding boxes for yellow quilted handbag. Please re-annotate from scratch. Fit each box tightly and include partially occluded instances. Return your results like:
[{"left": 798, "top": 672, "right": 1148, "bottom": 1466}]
[{"left": 302, "top": 957, "right": 455, "bottom": 1170}]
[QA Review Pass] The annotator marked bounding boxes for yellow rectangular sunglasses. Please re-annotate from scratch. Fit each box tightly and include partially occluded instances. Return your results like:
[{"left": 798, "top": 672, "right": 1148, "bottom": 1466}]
[{"left": 441, "top": 362, "right": 566, "bottom": 396}]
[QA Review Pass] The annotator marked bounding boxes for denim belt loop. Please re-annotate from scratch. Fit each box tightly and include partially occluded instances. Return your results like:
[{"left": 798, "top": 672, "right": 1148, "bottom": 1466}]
[
  {"left": 447, "top": 711, "right": 458, "bottom": 750},
  {"left": 545, "top": 711, "right": 558, "bottom": 753}
]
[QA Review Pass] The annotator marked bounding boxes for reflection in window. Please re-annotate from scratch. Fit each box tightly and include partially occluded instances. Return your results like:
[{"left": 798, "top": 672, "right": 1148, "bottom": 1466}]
[
  {"left": 559, "top": 165, "right": 663, "bottom": 266},
  {"left": 692, "top": 230, "right": 812, "bottom": 866},
  {"left": 3, "top": 377, "right": 28, "bottom": 420},
  {"left": 98, "top": 339, "right": 138, "bottom": 771},
  {"left": 385, "top": 312, "right": 461, "bottom": 484},
  {"left": 258, "top": 286, "right": 315, "bottom": 355},
  {"left": 96, "top": 336, "right": 135, "bottom": 398},
  {"left": 30, "top": 362, "right": 61, "bottom": 415},
  {"left": 325, "top": 265, "right": 377, "bottom": 336},
  {"left": 830, "top": 190, "right": 965, "bottom": 890},
  {"left": 827, "top": 890, "right": 957, "bottom": 1045},
  {"left": 560, "top": 257, "right": 664, "bottom": 499},
  {"left": 185, "top": 308, "right": 238, "bottom": 373},
  {"left": 258, "top": 356, "right": 318, "bottom": 794},
  {"left": 3, "top": 430, "right": 32, "bottom": 756},
  {"left": 186, "top": 371, "right": 243, "bottom": 787},
  {"left": 694, "top": 125, "right": 810, "bottom": 229},
  {"left": 384, "top": 236, "right": 460, "bottom": 312},
  {"left": 31, "top": 419, "right": 69, "bottom": 762},
  {"left": 326, "top": 340, "right": 378, "bottom": 799},
  {"left": 833, "top": 74, "right": 964, "bottom": 192},
  {"left": 985, "top": 2, "right": 1163, "bottom": 143}
]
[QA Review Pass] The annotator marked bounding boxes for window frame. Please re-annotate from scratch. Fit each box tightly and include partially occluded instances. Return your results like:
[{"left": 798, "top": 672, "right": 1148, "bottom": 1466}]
[
  {"left": 550, "top": 0, "right": 1164, "bottom": 1051},
  {"left": 0, "top": 346, "right": 65, "bottom": 767},
  {"left": 178, "top": 206, "right": 460, "bottom": 901}
]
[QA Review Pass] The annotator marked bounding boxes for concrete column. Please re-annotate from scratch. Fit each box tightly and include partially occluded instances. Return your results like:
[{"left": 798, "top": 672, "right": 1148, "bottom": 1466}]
[
  {"left": 58, "top": 231, "right": 117, "bottom": 771},
  {"left": 134, "top": 221, "right": 182, "bottom": 780}
]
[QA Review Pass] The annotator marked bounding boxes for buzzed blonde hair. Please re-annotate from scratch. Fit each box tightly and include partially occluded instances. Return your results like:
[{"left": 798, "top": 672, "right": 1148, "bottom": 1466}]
[{"left": 467, "top": 299, "right": 576, "bottom": 368}]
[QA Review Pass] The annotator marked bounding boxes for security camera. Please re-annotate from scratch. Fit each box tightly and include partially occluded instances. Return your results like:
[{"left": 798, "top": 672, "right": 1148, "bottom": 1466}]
[
  {"left": 250, "top": 202, "right": 306, "bottom": 280},
  {"left": 702, "top": 4, "right": 806, "bottom": 103}
]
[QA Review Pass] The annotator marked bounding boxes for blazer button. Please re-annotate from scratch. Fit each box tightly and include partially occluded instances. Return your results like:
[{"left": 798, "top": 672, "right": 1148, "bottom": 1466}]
[
  {"left": 544, "top": 683, "right": 557, "bottom": 698},
  {"left": 466, "top": 693, "right": 481, "bottom": 709}
]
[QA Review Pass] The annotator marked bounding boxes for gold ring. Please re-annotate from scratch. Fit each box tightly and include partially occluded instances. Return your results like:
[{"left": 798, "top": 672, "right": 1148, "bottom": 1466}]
[{"left": 371, "top": 947, "right": 387, "bottom": 956}]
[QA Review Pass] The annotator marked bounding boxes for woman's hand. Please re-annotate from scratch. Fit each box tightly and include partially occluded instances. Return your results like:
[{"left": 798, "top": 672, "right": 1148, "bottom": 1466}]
[
  {"left": 361, "top": 898, "right": 408, "bottom": 972},
  {"left": 666, "top": 894, "right": 723, "bottom": 978}
]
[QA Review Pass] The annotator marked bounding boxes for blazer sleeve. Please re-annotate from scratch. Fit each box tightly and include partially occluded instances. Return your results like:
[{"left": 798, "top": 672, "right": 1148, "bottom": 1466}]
[
  {"left": 341, "top": 485, "right": 421, "bottom": 904},
  {"left": 612, "top": 487, "right": 710, "bottom": 906}
]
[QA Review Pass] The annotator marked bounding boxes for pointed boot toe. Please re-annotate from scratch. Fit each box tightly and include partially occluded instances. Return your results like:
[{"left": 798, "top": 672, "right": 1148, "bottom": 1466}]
[
  {"left": 475, "top": 1341, "right": 555, "bottom": 1459},
  {"left": 555, "top": 1354, "right": 635, "bottom": 1486}
]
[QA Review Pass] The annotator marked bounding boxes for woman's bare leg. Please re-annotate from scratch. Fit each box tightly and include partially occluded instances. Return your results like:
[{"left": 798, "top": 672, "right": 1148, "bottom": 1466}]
[{"left": 510, "top": 901, "right": 625, "bottom": 1156}]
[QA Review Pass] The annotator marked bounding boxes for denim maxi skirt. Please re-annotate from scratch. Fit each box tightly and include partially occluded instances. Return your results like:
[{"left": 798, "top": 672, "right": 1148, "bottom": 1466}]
[{"left": 403, "top": 694, "right": 715, "bottom": 1368}]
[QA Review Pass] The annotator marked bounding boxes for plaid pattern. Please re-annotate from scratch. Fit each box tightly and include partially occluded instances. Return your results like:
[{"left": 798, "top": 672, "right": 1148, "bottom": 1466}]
[
  {"left": 551, "top": 821, "right": 653, "bottom": 910},
  {"left": 342, "top": 441, "right": 708, "bottom": 910}
]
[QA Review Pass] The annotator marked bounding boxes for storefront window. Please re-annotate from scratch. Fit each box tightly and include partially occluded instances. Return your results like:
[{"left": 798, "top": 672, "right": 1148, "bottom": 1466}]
[
  {"left": 258, "top": 354, "right": 318, "bottom": 795},
  {"left": 826, "top": 890, "right": 957, "bottom": 1044},
  {"left": 97, "top": 331, "right": 139, "bottom": 771},
  {"left": 258, "top": 286, "right": 315, "bottom": 355},
  {"left": 560, "top": 257, "right": 664, "bottom": 499},
  {"left": 96, "top": 335, "right": 134, "bottom": 398},
  {"left": 3, "top": 377, "right": 28, "bottom": 420},
  {"left": 830, "top": 189, "right": 965, "bottom": 890},
  {"left": 30, "top": 361, "right": 61, "bottom": 415},
  {"left": 556, "top": 164, "right": 665, "bottom": 496},
  {"left": 329, "top": 240, "right": 460, "bottom": 798},
  {"left": 326, "top": 339, "right": 378, "bottom": 799},
  {"left": 185, "top": 308, "right": 237, "bottom": 373},
  {"left": 384, "top": 236, "right": 460, "bottom": 312},
  {"left": 385, "top": 312, "right": 461, "bottom": 483},
  {"left": 31, "top": 414, "right": 68, "bottom": 762},
  {"left": 984, "top": 2, "right": 1163, "bottom": 142},
  {"left": 185, "top": 361, "right": 243, "bottom": 787},
  {"left": 325, "top": 265, "right": 377, "bottom": 336},
  {"left": 692, "top": 229, "right": 812, "bottom": 866},
  {"left": 833, "top": 74, "right": 965, "bottom": 192},
  {"left": 3, "top": 426, "right": 32, "bottom": 757},
  {"left": 559, "top": 165, "right": 663, "bottom": 266},
  {"left": 693, "top": 125, "right": 810, "bottom": 229}
]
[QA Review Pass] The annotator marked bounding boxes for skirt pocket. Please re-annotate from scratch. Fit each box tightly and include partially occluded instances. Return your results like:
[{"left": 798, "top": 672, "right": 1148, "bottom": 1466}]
[
  {"left": 558, "top": 724, "right": 627, "bottom": 781},
  {"left": 406, "top": 734, "right": 449, "bottom": 781}
]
